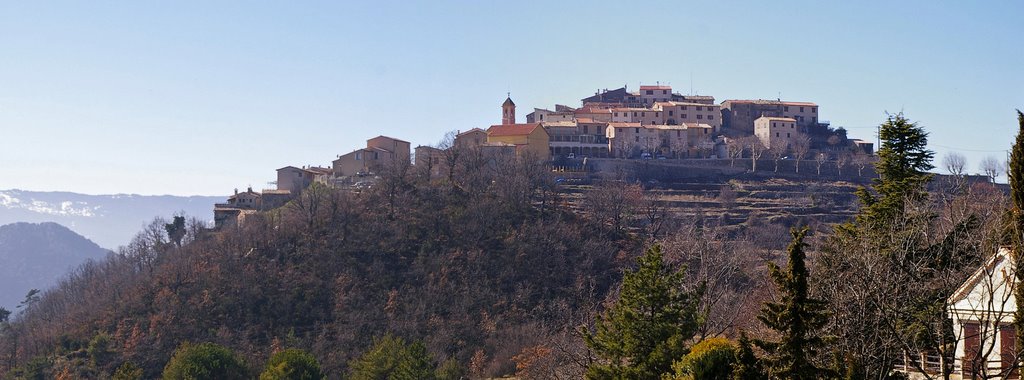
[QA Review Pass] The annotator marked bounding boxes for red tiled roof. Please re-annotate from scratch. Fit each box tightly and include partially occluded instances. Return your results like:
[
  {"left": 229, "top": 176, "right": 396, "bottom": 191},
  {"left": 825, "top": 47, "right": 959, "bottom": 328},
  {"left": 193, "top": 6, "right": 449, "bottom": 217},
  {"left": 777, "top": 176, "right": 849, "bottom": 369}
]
[
  {"left": 640, "top": 85, "right": 672, "bottom": 90},
  {"left": 487, "top": 123, "right": 542, "bottom": 137},
  {"left": 370, "top": 135, "right": 410, "bottom": 144},
  {"left": 457, "top": 128, "right": 487, "bottom": 137},
  {"left": 723, "top": 99, "right": 818, "bottom": 107}
]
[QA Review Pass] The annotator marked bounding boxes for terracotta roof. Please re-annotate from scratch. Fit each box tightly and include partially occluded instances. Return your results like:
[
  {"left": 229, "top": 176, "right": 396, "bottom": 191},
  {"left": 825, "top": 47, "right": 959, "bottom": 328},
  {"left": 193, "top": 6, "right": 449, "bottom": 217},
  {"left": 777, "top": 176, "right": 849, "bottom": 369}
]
[
  {"left": 757, "top": 116, "right": 797, "bottom": 122},
  {"left": 723, "top": 99, "right": 818, "bottom": 107},
  {"left": 608, "top": 122, "right": 642, "bottom": 127},
  {"left": 457, "top": 128, "right": 487, "bottom": 137},
  {"left": 640, "top": 85, "right": 672, "bottom": 90},
  {"left": 487, "top": 123, "right": 542, "bottom": 137},
  {"left": 660, "top": 101, "right": 720, "bottom": 108},
  {"left": 575, "top": 107, "right": 612, "bottom": 114},
  {"left": 370, "top": 135, "right": 410, "bottom": 144},
  {"left": 681, "top": 123, "right": 714, "bottom": 129},
  {"left": 644, "top": 124, "right": 687, "bottom": 131},
  {"left": 541, "top": 121, "right": 577, "bottom": 127},
  {"left": 575, "top": 117, "right": 600, "bottom": 123},
  {"left": 304, "top": 167, "right": 333, "bottom": 175}
]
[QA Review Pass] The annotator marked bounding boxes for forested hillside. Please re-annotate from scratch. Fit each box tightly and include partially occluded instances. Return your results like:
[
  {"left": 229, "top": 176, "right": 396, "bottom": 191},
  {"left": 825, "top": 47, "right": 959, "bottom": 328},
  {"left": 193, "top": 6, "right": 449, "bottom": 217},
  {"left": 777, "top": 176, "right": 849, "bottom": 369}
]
[
  {"left": 0, "top": 114, "right": 1015, "bottom": 380},
  {"left": 0, "top": 222, "right": 110, "bottom": 310}
]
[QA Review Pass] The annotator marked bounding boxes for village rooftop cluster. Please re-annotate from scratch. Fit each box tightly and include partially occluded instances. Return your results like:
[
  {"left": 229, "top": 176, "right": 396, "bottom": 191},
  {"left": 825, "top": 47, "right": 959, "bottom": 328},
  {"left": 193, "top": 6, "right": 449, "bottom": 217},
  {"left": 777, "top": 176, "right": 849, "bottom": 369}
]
[{"left": 213, "top": 83, "right": 874, "bottom": 228}]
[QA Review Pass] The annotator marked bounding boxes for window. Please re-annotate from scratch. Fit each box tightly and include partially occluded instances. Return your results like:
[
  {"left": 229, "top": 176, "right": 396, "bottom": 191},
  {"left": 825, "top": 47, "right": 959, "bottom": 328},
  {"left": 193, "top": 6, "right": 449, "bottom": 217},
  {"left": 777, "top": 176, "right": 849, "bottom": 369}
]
[
  {"left": 812, "top": 107, "right": 817, "bottom": 113},
  {"left": 633, "top": 112, "right": 638, "bottom": 117},
  {"left": 800, "top": 106, "right": 805, "bottom": 112},
  {"left": 540, "top": 114, "right": 544, "bottom": 120},
  {"left": 646, "top": 90, "right": 654, "bottom": 95},
  {"left": 656, "top": 112, "right": 660, "bottom": 117},
  {"left": 682, "top": 114, "right": 687, "bottom": 118},
  {"left": 614, "top": 112, "right": 619, "bottom": 117},
  {"left": 355, "top": 152, "right": 362, "bottom": 160},
  {"left": 772, "top": 123, "right": 776, "bottom": 128},
  {"left": 682, "top": 106, "right": 688, "bottom": 110},
  {"left": 662, "top": 90, "right": 667, "bottom": 94},
  {"left": 669, "top": 111, "right": 674, "bottom": 116},
  {"left": 635, "top": 136, "right": 639, "bottom": 142},
  {"left": 784, "top": 106, "right": 789, "bottom": 112},
  {"left": 708, "top": 115, "right": 714, "bottom": 120},
  {"left": 787, "top": 133, "right": 791, "bottom": 138},
  {"left": 791, "top": 124, "right": 794, "bottom": 129},
  {"left": 697, "top": 114, "right": 703, "bottom": 119},
  {"left": 704, "top": 129, "right": 708, "bottom": 134},
  {"left": 618, "top": 128, "right": 623, "bottom": 134},
  {"left": 635, "top": 128, "right": 640, "bottom": 133},
  {"left": 776, "top": 132, "right": 779, "bottom": 137},
  {"left": 583, "top": 125, "right": 589, "bottom": 134},
  {"left": 696, "top": 106, "right": 703, "bottom": 111}
]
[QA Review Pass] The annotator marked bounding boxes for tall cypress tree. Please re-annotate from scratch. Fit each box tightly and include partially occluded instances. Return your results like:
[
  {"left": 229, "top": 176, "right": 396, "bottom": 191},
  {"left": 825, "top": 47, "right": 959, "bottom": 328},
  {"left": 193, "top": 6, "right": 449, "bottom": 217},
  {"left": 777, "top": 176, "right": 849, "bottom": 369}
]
[
  {"left": 584, "top": 244, "right": 702, "bottom": 380},
  {"left": 1009, "top": 110, "right": 1024, "bottom": 355},
  {"left": 756, "top": 227, "right": 830, "bottom": 379}
]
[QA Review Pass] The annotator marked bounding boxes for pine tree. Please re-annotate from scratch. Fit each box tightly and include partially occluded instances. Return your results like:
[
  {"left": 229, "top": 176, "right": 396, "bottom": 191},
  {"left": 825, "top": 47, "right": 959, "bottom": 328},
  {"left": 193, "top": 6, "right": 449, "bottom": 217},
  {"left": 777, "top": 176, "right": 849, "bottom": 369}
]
[
  {"left": 1009, "top": 110, "right": 1024, "bottom": 357},
  {"left": 731, "top": 332, "right": 762, "bottom": 380},
  {"left": 755, "top": 227, "right": 830, "bottom": 380},
  {"left": 851, "top": 113, "right": 935, "bottom": 231},
  {"left": 584, "top": 244, "right": 702, "bottom": 380}
]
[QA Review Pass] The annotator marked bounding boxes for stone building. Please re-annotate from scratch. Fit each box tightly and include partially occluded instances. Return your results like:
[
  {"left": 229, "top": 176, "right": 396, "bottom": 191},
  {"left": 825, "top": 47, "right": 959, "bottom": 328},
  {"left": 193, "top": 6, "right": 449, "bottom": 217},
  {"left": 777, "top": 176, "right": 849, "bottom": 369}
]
[{"left": 721, "top": 99, "right": 819, "bottom": 133}]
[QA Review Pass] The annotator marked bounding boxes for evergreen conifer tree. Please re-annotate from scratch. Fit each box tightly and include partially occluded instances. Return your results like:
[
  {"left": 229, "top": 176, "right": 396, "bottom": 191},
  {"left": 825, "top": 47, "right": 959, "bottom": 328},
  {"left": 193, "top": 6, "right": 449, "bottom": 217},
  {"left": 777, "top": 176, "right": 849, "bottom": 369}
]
[
  {"left": 1008, "top": 110, "right": 1024, "bottom": 358},
  {"left": 584, "top": 244, "right": 702, "bottom": 380},
  {"left": 731, "top": 332, "right": 762, "bottom": 380},
  {"left": 755, "top": 227, "right": 829, "bottom": 379}
]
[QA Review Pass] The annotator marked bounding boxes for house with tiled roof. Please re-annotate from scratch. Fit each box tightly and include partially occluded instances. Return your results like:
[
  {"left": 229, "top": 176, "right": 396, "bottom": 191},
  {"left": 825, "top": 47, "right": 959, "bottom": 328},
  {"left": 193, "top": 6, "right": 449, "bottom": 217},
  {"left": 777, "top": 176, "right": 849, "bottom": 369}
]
[
  {"left": 721, "top": 99, "right": 821, "bottom": 133},
  {"left": 486, "top": 123, "right": 550, "bottom": 161},
  {"left": 333, "top": 135, "right": 412, "bottom": 177}
]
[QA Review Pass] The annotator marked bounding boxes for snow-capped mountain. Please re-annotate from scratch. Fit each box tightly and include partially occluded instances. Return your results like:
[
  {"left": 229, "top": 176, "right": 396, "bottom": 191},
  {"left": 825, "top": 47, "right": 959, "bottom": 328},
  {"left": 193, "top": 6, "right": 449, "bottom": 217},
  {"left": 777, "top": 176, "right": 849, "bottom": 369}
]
[{"left": 0, "top": 189, "right": 225, "bottom": 249}]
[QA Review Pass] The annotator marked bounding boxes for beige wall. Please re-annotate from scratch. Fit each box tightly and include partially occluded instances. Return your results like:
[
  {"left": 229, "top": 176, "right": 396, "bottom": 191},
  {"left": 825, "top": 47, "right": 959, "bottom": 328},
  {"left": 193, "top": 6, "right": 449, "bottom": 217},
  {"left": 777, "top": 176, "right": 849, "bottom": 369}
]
[
  {"left": 754, "top": 117, "right": 797, "bottom": 147},
  {"left": 276, "top": 166, "right": 313, "bottom": 193},
  {"left": 606, "top": 124, "right": 687, "bottom": 158},
  {"left": 455, "top": 129, "right": 488, "bottom": 148},
  {"left": 639, "top": 86, "right": 673, "bottom": 106},
  {"left": 487, "top": 126, "right": 550, "bottom": 161},
  {"left": 367, "top": 136, "right": 411, "bottom": 161}
]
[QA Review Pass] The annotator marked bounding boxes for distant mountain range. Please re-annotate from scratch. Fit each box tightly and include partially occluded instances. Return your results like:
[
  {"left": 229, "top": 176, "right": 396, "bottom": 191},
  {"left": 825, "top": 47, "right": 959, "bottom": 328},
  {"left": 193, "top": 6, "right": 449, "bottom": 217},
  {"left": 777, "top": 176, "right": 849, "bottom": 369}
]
[
  {"left": 0, "top": 222, "right": 111, "bottom": 311},
  {"left": 0, "top": 189, "right": 224, "bottom": 249}
]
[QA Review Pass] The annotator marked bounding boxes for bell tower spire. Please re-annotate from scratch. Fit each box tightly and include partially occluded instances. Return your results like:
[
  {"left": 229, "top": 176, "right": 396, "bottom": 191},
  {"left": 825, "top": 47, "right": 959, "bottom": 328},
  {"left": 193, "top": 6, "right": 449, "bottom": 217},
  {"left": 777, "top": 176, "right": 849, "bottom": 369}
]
[{"left": 502, "top": 93, "right": 516, "bottom": 125}]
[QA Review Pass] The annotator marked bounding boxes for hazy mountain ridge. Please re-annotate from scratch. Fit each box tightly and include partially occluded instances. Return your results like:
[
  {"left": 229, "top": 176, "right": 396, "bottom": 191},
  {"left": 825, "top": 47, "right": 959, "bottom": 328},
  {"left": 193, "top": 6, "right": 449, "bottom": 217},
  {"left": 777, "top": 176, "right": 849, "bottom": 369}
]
[
  {"left": 0, "top": 189, "right": 224, "bottom": 249},
  {"left": 0, "top": 222, "right": 111, "bottom": 311}
]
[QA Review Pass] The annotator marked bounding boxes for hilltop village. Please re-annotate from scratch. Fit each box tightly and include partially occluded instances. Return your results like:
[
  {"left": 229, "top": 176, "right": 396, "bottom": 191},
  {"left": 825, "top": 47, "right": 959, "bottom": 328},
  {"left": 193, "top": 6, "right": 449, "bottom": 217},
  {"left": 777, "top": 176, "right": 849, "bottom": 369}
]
[{"left": 214, "top": 84, "right": 875, "bottom": 228}]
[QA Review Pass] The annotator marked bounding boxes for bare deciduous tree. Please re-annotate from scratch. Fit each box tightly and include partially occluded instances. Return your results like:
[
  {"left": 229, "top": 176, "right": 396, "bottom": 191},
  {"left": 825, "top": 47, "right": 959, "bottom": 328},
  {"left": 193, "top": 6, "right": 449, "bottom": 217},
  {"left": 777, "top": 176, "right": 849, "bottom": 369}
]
[
  {"left": 744, "top": 136, "right": 767, "bottom": 172},
  {"left": 791, "top": 133, "right": 811, "bottom": 173},
  {"left": 815, "top": 152, "right": 828, "bottom": 176},
  {"left": 726, "top": 138, "right": 744, "bottom": 167},
  {"left": 769, "top": 139, "right": 788, "bottom": 173},
  {"left": 943, "top": 152, "right": 968, "bottom": 177},
  {"left": 980, "top": 156, "right": 1005, "bottom": 183}
]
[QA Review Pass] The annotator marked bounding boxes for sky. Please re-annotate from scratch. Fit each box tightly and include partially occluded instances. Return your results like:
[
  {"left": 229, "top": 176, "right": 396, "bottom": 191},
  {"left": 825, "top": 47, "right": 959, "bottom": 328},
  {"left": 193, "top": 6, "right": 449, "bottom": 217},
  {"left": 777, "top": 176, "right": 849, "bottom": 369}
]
[{"left": 1, "top": 1, "right": 1021, "bottom": 195}]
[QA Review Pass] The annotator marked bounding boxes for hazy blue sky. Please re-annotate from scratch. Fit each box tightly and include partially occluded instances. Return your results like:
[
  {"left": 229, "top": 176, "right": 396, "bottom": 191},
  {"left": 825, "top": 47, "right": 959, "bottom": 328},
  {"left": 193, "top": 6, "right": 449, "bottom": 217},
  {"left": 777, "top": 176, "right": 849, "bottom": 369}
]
[{"left": 1, "top": 1, "right": 1021, "bottom": 195}]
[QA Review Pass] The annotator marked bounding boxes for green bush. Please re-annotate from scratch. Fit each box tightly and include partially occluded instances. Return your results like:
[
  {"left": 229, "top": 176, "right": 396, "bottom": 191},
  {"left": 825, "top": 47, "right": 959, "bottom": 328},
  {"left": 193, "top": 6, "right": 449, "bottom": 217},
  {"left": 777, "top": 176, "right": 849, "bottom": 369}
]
[
  {"left": 112, "top": 361, "right": 144, "bottom": 380},
  {"left": 162, "top": 342, "right": 248, "bottom": 380},
  {"left": 669, "top": 337, "right": 736, "bottom": 380},
  {"left": 260, "top": 348, "right": 323, "bottom": 380},
  {"left": 349, "top": 334, "right": 437, "bottom": 380}
]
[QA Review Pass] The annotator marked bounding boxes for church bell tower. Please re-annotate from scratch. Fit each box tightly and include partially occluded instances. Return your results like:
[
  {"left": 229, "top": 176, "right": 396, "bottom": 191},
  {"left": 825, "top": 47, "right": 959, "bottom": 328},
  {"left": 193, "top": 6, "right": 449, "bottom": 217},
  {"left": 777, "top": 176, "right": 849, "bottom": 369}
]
[{"left": 502, "top": 94, "right": 516, "bottom": 125}]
